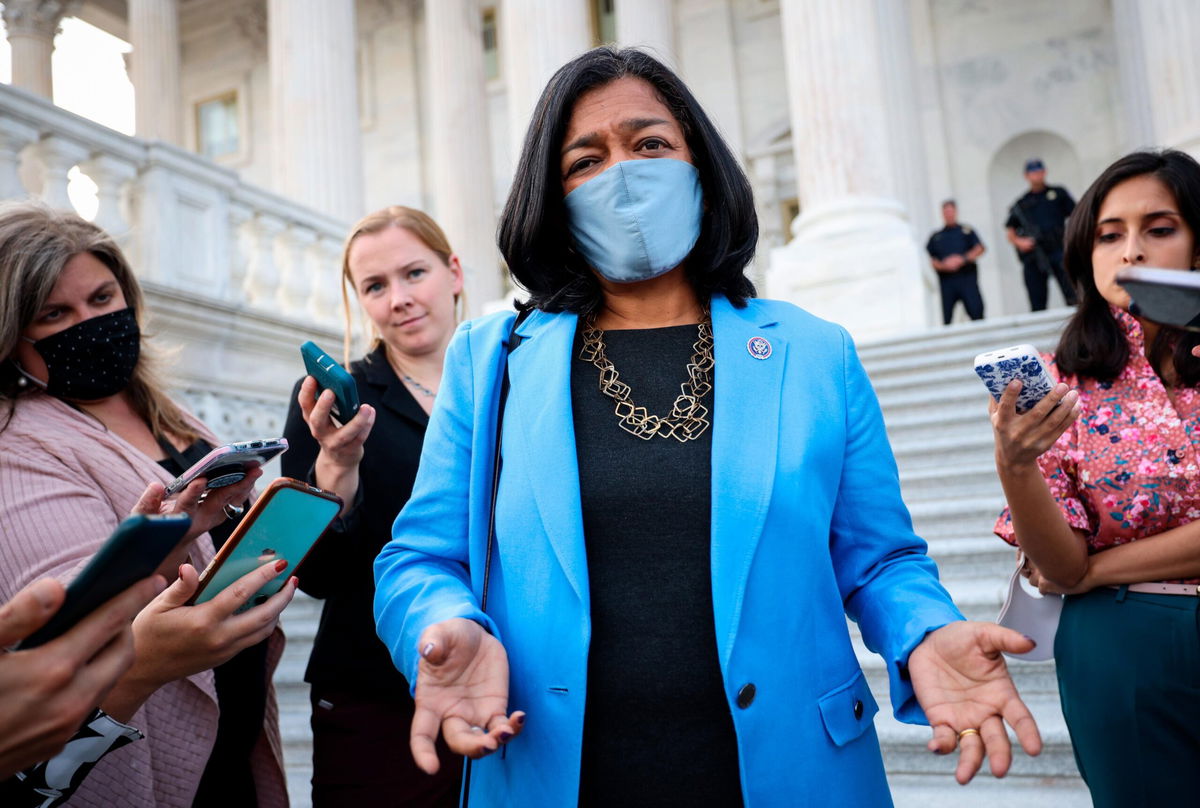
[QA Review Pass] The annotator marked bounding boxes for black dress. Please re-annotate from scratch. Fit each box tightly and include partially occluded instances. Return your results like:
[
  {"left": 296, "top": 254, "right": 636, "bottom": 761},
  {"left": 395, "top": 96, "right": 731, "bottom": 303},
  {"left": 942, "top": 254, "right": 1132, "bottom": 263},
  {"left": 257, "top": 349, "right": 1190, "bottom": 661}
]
[
  {"left": 155, "top": 438, "right": 267, "bottom": 808},
  {"left": 571, "top": 324, "right": 743, "bottom": 807},
  {"left": 282, "top": 344, "right": 461, "bottom": 807}
]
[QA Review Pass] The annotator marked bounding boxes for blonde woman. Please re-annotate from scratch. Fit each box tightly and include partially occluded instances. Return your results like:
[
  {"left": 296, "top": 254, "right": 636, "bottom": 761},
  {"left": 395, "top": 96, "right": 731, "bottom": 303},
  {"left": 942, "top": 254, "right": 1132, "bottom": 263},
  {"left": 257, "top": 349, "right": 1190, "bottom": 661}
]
[
  {"left": 282, "top": 206, "right": 465, "bottom": 807},
  {"left": 0, "top": 202, "right": 295, "bottom": 808}
]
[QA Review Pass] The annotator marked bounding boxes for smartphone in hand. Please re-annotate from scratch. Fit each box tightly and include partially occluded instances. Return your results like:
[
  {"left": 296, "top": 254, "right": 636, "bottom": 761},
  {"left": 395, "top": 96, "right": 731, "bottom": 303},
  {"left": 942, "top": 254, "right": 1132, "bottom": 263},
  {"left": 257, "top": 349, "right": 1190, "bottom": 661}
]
[
  {"left": 190, "top": 477, "right": 341, "bottom": 613},
  {"left": 164, "top": 438, "right": 288, "bottom": 496},
  {"left": 974, "top": 344, "right": 1055, "bottom": 414},
  {"left": 16, "top": 514, "right": 192, "bottom": 649},
  {"left": 1116, "top": 266, "right": 1200, "bottom": 331},
  {"left": 301, "top": 341, "right": 361, "bottom": 423}
]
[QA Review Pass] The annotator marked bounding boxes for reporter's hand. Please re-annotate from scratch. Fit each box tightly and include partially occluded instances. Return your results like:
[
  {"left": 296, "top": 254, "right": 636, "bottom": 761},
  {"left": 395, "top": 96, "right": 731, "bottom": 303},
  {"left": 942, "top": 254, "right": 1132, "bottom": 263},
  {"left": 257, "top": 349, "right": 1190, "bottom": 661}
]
[
  {"left": 104, "top": 560, "right": 296, "bottom": 722},
  {"left": 1024, "top": 556, "right": 1092, "bottom": 595},
  {"left": 0, "top": 575, "right": 164, "bottom": 778},
  {"left": 410, "top": 618, "right": 524, "bottom": 775},
  {"left": 132, "top": 467, "right": 263, "bottom": 546},
  {"left": 298, "top": 376, "right": 375, "bottom": 510},
  {"left": 989, "top": 380, "right": 1080, "bottom": 473}
]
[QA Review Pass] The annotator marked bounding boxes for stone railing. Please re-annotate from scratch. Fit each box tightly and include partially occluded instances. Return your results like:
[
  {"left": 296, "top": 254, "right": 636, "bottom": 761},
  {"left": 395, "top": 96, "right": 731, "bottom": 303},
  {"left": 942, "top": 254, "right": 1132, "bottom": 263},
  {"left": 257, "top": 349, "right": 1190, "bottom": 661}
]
[{"left": 0, "top": 81, "right": 349, "bottom": 327}]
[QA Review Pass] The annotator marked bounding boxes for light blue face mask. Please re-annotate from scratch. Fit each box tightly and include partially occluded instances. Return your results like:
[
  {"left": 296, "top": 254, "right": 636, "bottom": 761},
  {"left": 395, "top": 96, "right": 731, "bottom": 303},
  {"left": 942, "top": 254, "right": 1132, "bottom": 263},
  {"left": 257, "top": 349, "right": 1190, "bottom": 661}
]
[{"left": 564, "top": 158, "right": 703, "bottom": 284}]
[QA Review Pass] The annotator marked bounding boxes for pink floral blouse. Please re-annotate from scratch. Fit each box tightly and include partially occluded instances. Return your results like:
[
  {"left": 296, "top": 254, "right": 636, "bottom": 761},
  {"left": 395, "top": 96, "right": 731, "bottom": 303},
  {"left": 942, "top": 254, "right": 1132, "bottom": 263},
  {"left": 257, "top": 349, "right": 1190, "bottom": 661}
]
[{"left": 995, "top": 306, "right": 1200, "bottom": 584}]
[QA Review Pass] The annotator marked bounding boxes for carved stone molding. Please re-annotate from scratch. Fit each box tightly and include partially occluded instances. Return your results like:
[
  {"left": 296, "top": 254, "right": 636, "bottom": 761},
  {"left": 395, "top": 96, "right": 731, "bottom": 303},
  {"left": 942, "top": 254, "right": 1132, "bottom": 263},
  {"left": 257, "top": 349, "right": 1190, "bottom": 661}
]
[{"left": 0, "top": 0, "right": 80, "bottom": 39}]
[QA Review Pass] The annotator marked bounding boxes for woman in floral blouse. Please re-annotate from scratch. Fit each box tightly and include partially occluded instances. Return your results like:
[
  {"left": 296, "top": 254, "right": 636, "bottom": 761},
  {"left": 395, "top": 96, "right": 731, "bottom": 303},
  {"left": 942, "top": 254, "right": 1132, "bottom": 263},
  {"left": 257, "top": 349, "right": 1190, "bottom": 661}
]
[{"left": 991, "top": 149, "right": 1200, "bottom": 806}]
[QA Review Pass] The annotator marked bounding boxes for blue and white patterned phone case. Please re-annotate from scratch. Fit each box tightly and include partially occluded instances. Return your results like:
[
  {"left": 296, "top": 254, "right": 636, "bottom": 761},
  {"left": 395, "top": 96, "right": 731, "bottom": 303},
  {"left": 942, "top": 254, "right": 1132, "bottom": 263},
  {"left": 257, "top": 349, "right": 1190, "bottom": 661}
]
[{"left": 973, "top": 344, "right": 1054, "bottom": 414}]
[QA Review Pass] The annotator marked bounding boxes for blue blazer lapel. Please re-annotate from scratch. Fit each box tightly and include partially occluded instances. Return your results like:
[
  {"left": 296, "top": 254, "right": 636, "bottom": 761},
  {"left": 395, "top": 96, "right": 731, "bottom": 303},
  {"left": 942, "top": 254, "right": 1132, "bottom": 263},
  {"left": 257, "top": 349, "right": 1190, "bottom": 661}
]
[
  {"left": 505, "top": 310, "right": 589, "bottom": 605},
  {"left": 710, "top": 295, "right": 786, "bottom": 667}
]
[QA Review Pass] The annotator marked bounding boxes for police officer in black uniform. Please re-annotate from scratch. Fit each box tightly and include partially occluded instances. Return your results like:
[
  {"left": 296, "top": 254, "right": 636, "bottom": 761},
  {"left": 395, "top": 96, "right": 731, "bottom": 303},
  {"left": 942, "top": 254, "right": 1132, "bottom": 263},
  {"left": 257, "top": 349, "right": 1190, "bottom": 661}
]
[
  {"left": 926, "top": 199, "right": 986, "bottom": 325},
  {"left": 1005, "top": 158, "right": 1077, "bottom": 311}
]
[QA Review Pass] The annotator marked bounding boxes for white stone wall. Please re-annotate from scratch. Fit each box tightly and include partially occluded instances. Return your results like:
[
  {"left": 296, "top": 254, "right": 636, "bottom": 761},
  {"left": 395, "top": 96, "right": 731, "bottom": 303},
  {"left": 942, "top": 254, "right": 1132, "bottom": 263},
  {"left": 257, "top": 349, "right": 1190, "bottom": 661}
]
[{"left": 923, "top": 0, "right": 1122, "bottom": 319}]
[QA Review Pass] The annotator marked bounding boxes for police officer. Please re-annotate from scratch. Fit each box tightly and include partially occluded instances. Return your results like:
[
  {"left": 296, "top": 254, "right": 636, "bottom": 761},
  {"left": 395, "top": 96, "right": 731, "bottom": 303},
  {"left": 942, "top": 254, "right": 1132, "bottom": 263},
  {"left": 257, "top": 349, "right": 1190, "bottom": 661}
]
[
  {"left": 926, "top": 199, "right": 986, "bottom": 325},
  {"left": 1005, "top": 158, "right": 1077, "bottom": 311}
]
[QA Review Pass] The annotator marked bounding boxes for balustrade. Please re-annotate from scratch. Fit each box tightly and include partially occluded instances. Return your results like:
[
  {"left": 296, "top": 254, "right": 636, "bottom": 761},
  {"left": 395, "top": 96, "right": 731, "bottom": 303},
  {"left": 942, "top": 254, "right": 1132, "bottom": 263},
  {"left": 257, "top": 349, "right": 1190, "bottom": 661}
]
[{"left": 0, "top": 82, "right": 349, "bottom": 325}]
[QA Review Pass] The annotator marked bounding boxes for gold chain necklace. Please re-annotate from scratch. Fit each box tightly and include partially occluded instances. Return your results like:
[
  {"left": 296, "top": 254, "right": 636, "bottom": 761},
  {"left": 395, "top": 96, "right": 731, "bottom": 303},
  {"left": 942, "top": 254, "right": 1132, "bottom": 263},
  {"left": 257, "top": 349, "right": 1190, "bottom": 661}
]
[{"left": 579, "top": 311, "right": 714, "bottom": 442}]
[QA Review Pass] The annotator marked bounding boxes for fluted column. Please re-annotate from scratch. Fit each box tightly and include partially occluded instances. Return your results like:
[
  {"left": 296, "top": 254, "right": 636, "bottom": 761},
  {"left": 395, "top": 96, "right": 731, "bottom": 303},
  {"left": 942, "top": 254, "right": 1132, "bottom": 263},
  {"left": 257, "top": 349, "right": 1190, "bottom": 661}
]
[
  {"left": 2, "top": 0, "right": 79, "bottom": 98},
  {"left": 1113, "top": 0, "right": 1200, "bottom": 156},
  {"left": 426, "top": 0, "right": 501, "bottom": 308},
  {"left": 267, "top": 0, "right": 363, "bottom": 221},
  {"left": 500, "top": 0, "right": 591, "bottom": 166},
  {"left": 767, "top": 0, "right": 932, "bottom": 337},
  {"left": 615, "top": 0, "right": 675, "bottom": 68},
  {"left": 128, "top": 0, "right": 182, "bottom": 144}
]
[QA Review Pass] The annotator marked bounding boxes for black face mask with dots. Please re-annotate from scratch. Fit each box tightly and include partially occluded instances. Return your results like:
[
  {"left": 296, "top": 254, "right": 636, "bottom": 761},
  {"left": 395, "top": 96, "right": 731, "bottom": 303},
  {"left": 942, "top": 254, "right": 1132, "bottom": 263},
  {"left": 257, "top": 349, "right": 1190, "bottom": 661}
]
[{"left": 29, "top": 307, "right": 141, "bottom": 401}]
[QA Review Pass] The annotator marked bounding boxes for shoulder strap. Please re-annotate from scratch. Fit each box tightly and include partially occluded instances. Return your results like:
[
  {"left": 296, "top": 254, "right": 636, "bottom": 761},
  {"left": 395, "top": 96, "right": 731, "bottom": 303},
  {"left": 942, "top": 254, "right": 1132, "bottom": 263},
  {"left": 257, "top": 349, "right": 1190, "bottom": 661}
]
[
  {"left": 481, "top": 307, "right": 532, "bottom": 612},
  {"left": 465, "top": 307, "right": 531, "bottom": 807}
]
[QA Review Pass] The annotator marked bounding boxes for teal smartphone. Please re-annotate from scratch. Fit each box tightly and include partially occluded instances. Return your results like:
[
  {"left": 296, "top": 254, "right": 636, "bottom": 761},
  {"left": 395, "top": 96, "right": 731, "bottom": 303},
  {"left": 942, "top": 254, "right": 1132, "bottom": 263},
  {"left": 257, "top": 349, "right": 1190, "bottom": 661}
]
[
  {"left": 300, "top": 341, "right": 360, "bottom": 422},
  {"left": 17, "top": 514, "right": 192, "bottom": 649},
  {"left": 190, "top": 478, "right": 341, "bottom": 612}
]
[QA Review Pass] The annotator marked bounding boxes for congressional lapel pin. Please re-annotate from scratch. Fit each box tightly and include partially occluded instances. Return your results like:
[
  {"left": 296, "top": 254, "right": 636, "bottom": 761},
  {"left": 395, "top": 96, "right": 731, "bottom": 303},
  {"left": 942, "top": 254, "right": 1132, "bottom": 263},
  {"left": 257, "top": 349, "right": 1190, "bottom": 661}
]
[{"left": 747, "top": 336, "right": 772, "bottom": 360}]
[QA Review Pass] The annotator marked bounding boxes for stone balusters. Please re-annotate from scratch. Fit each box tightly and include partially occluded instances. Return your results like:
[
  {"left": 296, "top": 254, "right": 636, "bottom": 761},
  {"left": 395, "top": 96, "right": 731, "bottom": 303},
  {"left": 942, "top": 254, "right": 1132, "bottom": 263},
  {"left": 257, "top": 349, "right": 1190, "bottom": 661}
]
[
  {"left": 243, "top": 212, "right": 286, "bottom": 308},
  {"left": 278, "top": 224, "right": 317, "bottom": 314},
  {"left": 25, "top": 135, "right": 89, "bottom": 211},
  {"left": 79, "top": 153, "right": 138, "bottom": 240},
  {"left": 0, "top": 118, "right": 39, "bottom": 199}
]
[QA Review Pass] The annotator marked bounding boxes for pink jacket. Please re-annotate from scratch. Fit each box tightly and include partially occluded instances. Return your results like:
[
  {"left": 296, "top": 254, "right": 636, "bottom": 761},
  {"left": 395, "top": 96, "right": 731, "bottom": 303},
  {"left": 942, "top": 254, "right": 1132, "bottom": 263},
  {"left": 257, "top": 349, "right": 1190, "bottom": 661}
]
[{"left": 0, "top": 392, "right": 288, "bottom": 808}]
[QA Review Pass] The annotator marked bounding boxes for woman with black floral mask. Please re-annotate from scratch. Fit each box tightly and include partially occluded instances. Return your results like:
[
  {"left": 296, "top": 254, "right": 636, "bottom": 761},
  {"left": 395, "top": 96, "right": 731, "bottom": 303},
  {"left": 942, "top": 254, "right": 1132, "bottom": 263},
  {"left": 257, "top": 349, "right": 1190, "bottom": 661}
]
[
  {"left": 372, "top": 48, "right": 1044, "bottom": 807},
  {"left": 0, "top": 202, "right": 294, "bottom": 808}
]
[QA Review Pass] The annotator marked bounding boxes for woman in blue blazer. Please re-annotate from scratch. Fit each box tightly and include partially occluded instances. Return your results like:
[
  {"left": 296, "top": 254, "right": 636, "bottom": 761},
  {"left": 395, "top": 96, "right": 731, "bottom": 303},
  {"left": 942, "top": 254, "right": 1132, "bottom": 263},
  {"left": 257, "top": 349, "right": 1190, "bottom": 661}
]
[{"left": 375, "top": 48, "right": 1041, "bottom": 807}]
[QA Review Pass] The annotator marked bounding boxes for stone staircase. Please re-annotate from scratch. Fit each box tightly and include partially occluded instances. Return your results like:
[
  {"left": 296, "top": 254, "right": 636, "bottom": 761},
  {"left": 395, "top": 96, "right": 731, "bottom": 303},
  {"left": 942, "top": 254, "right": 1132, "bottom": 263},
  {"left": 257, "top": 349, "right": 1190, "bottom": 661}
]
[
  {"left": 856, "top": 307, "right": 1091, "bottom": 806},
  {"left": 270, "top": 308, "right": 1092, "bottom": 807}
]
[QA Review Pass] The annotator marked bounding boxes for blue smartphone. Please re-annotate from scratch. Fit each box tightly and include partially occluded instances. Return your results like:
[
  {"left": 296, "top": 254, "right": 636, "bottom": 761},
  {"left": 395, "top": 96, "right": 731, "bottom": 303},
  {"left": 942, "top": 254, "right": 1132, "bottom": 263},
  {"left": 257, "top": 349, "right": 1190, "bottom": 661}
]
[
  {"left": 16, "top": 514, "right": 192, "bottom": 649},
  {"left": 190, "top": 478, "right": 341, "bottom": 612},
  {"left": 300, "top": 341, "right": 360, "bottom": 422}
]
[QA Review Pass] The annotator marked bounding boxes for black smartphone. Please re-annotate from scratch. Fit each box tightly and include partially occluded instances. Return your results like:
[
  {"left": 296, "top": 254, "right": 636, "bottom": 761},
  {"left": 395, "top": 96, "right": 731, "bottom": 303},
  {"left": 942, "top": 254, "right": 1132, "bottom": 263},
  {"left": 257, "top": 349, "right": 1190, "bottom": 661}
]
[
  {"left": 300, "top": 341, "right": 361, "bottom": 422},
  {"left": 1117, "top": 267, "right": 1200, "bottom": 331},
  {"left": 16, "top": 514, "right": 192, "bottom": 649}
]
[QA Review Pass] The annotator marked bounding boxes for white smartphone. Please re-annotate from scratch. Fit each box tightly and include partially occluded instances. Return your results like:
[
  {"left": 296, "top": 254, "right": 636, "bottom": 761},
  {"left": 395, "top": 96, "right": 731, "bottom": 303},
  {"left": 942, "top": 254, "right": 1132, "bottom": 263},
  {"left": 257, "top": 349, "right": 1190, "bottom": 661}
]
[
  {"left": 973, "top": 344, "right": 1055, "bottom": 414},
  {"left": 164, "top": 438, "right": 289, "bottom": 496},
  {"left": 1116, "top": 266, "right": 1200, "bottom": 331}
]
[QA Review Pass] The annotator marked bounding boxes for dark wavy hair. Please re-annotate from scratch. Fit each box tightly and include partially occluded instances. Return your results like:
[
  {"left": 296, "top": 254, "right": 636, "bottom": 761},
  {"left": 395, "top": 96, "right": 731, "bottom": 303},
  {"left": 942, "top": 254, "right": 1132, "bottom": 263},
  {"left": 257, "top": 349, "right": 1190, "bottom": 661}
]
[
  {"left": 497, "top": 47, "right": 758, "bottom": 314},
  {"left": 1056, "top": 150, "right": 1200, "bottom": 385}
]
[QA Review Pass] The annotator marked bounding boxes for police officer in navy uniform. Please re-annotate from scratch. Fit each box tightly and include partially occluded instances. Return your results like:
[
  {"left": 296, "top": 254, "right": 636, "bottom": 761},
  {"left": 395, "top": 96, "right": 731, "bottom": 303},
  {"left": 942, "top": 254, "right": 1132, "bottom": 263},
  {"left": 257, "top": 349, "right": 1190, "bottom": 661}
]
[
  {"left": 1005, "top": 157, "right": 1077, "bottom": 311},
  {"left": 926, "top": 199, "right": 986, "bottom": 325}
]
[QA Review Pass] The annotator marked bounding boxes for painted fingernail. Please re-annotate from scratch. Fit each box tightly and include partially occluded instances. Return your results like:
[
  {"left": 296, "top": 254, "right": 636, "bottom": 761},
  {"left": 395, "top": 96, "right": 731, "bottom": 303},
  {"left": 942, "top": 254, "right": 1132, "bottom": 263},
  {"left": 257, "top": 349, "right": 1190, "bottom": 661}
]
[
  {"left": 499, "top": 732, "right": 513, "bottom": 742},
  {"left": 274, "top": 559, "right": 288, "bottom": 572},
  {"left": 1022, "top": 635, "right": 1037, "bottom": 647},
  {"left": 421, "top": 641, "right": 435, "bottom": 658},
  {"left": 513, "top": 713, "right": 525, "bottom": 726}
]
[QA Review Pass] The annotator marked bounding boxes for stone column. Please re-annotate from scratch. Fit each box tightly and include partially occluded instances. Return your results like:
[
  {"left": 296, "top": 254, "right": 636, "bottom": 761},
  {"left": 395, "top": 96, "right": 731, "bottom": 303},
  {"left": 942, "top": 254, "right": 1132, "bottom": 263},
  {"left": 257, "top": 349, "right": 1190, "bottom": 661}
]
[
  {"left": 1, "top": 0, "right": 79, "bottom": 99},
  {"left": 500, "top": 0, "right": 591, "bottom": 167},
  {"left": 614, "top": 0, "right": 676, "bottom": 68},
  {"left": 426, "top": 0, "right": 502, "bottom": 308},
  {"left": 128, "top": 0, "right": 182, "bottom": 144},
  {"left": 766, "top": 0, "right": 932, "bottom": 338},
  {"left": 267, "top": 0, "right": 364, "bottom": 221},
  {"left": 1112, "top": 0, "right": 1200, "bottom": 157}
]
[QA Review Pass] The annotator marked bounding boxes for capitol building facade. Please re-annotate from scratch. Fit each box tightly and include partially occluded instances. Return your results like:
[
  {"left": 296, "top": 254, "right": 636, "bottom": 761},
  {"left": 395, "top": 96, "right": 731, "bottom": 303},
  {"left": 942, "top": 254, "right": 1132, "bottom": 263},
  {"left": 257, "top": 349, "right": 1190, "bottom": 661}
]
[{"left": 1, "top": 0, "right": 1198, "bottom": 803}]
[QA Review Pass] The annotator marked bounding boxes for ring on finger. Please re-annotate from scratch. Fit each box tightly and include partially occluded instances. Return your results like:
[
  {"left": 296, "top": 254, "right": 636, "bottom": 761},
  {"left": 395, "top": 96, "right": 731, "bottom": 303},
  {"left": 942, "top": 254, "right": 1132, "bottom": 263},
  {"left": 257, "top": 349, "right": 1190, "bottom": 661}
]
[
  {"left": 469, "top": 725, "right": 484, "bottom": 734},
  {"left": 223, "top": 502, "right": 245, "bottom": 520},
  {"left": 957, "top": 728, "right": 981, "bottom": 741}
]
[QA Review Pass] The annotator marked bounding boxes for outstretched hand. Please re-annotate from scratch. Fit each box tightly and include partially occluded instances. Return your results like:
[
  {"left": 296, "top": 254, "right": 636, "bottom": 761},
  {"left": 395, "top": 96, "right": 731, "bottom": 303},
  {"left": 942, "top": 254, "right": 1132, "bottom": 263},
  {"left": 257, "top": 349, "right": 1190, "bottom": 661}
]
[
  {"left": 908, "top": 621, "right": 1042, "bottom": 784},
  {"left": 410, "top": 618, "right": 524, "bottom": 775}
]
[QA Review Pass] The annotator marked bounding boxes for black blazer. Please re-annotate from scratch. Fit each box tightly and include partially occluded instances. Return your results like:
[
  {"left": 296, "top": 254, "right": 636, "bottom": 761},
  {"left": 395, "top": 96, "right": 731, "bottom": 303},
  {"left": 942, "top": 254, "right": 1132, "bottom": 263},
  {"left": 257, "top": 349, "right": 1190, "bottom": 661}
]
[{"left": 283, "top": 344, "right": 428, "bottom": 692}]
